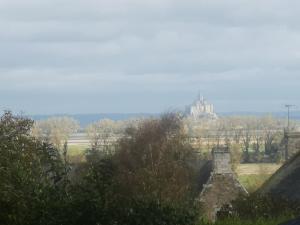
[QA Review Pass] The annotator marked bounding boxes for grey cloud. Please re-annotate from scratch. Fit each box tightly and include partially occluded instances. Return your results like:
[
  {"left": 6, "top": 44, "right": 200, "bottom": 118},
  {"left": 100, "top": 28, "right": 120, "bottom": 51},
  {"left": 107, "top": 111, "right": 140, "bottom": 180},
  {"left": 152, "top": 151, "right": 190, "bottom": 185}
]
[
  {"left": 0, "top": 0, "right": 299, "bottom": 113},
  {"left": 1, "top": 0, "right": 299, "bottom": 29}
]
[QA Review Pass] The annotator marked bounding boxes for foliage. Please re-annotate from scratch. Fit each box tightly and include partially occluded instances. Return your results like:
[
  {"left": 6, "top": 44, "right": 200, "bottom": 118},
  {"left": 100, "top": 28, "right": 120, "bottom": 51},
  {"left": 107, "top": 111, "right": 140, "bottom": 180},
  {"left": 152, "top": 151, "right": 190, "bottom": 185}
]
[
  {"left": 114, "top": 113, "right": 198, "bottom": 204},
  {"left": 218, "top": 194, "right": 300, "bottom": 221},
  {"left": 0, "top": 111, "right": 66, "bottom": 225},
  {"left": 230, "top": 143, "right": 243, "bottom": 171},
  {"left": 183, "top": 115, "right": 287, "bottom": 163},
  {"left": 32, "top": 116, "right": 79, "bottom": 150},
  {"left": 199, "top": 216, "right": 295, "bottom": 225},
  {"left": 66, "top": 130, "right": 200, "bottom": 225},
  {"left": 85, "top": 119, "right": 130, "bottom": 152},
  {"left": 0, "top": 112, "right": 199, "bottom": 225}
]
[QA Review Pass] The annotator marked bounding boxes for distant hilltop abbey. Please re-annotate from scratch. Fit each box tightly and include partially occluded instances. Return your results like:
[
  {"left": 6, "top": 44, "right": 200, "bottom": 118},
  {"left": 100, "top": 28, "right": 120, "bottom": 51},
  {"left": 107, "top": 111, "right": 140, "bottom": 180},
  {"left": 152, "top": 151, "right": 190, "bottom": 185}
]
[{"left": 185, "top": 94, "right": 218, "bottom": 119}]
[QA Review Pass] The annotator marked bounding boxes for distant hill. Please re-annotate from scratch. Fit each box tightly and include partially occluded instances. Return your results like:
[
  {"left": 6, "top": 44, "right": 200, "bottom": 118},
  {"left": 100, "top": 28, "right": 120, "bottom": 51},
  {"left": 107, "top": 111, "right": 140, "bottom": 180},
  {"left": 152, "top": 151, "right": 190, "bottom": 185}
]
[{"left": 259, "top": 151, "right": 300, "bottom": 202}]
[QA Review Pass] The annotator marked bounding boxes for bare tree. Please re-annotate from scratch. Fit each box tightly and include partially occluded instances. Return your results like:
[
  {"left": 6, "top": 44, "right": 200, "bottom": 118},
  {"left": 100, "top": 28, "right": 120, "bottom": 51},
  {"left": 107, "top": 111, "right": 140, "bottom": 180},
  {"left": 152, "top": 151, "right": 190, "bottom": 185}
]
[
  {"left": 86, "top": 119, "right": 123, "bottom": 153},
  {"left": 230, "top": 143, "right": 243, "bottom": 172},
  {"left": 260, "top": 115, "right": 280, "bottom": 156},
  {"left": 33, "top": 117, "right": 80, "bottom": 150},
  {"left": 115, "top": 113, "right": 196, "bottom": 203},
  {"left": 241, "top": 118, "right": 254, "bottom": 163}
]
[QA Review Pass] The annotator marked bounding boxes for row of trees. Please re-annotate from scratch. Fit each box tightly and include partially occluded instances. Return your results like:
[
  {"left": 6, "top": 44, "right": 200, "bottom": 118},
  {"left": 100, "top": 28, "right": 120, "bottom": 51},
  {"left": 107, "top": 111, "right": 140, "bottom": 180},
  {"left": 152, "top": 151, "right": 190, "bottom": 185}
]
[
  {"left": 184, "top": 115, "right": 292, "bottom": 163},
  {"left": 32, "top": 117, "right": 80, "bottom": 150},
  {"left": 31, "top": 114, "right": 298, "bottom": 164},
  {"left": 32, "top": 117, "right": 142, "bottom": 152},
  {"left": 85, "top": 118, "right": 140, "bottom": 152}
]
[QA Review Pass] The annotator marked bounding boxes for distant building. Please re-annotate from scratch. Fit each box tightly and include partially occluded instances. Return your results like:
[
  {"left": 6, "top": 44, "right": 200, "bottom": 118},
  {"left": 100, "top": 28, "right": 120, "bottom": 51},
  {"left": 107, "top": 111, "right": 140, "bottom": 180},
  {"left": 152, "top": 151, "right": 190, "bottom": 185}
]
[{"left": 186, "top": 94, "right": 218, "bottom": 119}]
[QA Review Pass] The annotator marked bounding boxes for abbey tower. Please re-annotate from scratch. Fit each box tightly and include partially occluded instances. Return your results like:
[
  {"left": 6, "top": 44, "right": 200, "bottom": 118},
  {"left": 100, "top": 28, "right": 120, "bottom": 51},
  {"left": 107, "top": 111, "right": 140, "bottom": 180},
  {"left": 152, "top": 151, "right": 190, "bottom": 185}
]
[{"left": 186, "top": 94, "right": 218, "bottom": 119}]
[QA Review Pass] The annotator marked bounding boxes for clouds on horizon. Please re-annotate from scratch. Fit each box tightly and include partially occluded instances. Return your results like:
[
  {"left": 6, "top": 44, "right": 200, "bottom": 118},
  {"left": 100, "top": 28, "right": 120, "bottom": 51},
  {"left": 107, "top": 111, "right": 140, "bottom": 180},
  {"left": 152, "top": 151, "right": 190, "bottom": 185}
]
[{"left": 0, "top": 0, "right": 300, "bottom": 114}]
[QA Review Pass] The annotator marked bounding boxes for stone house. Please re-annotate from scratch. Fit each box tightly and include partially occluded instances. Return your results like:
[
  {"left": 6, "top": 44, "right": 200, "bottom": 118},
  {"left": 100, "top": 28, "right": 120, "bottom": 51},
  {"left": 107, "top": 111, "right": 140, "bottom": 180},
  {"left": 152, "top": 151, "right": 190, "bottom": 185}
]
[{"left": 198, "top": 147, "right": 248, "bottom": 222}]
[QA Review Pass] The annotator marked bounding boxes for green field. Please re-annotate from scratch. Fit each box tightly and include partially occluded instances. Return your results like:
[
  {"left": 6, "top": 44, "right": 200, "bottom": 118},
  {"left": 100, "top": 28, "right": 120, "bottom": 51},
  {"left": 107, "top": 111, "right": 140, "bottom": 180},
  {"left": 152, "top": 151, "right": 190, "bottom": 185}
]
[
  {"left": 236, "top": 163, "right": 281, "bottom": 192},
  {"left": 67, "top": 144, "right": 89, "bottom": 162},
  {"left": 238, "top": 174, "right": 272, "bottom": 193}
]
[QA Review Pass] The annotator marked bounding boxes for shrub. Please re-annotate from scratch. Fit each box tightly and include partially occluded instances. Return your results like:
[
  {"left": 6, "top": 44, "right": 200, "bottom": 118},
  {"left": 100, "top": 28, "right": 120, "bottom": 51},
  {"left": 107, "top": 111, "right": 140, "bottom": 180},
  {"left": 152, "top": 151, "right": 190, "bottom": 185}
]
[{"left": 218, "top": 194, "right": 300, "bottom": 221}]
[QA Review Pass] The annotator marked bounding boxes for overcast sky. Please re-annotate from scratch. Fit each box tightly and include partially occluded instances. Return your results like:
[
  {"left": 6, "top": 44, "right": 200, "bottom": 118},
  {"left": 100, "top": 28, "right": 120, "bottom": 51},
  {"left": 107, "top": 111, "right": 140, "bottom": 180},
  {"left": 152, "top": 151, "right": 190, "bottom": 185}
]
[{"left": 0, "top": 0, "right": 300, "bottom": 114}]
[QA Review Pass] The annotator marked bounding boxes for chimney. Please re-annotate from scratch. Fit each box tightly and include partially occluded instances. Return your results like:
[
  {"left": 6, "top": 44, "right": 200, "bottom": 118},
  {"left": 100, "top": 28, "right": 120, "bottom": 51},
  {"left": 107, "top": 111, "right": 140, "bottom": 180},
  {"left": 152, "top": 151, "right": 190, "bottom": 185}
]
[{"left": 212, "top": 146, "right": 232, "bottom": 174}]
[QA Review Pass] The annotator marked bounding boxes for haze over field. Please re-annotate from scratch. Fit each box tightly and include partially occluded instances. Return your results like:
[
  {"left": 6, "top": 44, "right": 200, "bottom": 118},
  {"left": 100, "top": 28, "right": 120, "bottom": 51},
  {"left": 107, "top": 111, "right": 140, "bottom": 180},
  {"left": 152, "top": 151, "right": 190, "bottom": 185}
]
[
  {"left": 2, "top": 2, "right": 300, "bottom": 225},
  {"left": 1, "top": 0, "right": 300, "bottom": 114}
]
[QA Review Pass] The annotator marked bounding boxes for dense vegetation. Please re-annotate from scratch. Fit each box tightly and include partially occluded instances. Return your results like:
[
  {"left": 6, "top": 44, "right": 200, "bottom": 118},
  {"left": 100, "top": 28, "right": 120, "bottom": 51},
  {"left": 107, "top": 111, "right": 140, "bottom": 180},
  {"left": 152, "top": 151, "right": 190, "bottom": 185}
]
[
  {"left": 0, "top": 111, "right": 298, "bottom": 225},
  {"left": 0, "top": 111, "right": 66, "bottom": 225},
  {"left": 216, "top": 194, "right": 300, "bottom": 225},
  {"left": 0, "top": 112, "right": 200, "bottom": 225}
]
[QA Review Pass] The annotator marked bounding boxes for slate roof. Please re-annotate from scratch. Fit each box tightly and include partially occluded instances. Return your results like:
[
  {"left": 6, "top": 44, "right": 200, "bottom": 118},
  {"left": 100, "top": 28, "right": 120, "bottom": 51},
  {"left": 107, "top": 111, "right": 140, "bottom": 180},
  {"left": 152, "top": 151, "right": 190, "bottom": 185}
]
[{"left": 259, "top": 152, "right": 300, "bottom": 201}]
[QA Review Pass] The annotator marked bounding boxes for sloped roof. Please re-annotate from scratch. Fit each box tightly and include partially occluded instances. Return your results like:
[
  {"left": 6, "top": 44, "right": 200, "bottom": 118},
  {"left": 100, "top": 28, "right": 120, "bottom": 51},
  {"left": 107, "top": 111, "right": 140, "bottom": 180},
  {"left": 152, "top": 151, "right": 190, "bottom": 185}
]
[
  {"left": 259, "top": 151, "right": 300, "bottom": 201},
  {"left": 196, "top": 160, "right": 213, "bottom": 191}
]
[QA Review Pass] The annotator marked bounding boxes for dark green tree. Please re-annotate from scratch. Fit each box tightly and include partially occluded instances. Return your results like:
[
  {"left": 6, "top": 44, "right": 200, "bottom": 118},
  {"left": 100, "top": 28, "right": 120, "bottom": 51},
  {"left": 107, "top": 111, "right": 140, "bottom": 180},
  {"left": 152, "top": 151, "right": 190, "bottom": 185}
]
[{"left": 0, "top": 111, "right": 65, "bottom": 225}]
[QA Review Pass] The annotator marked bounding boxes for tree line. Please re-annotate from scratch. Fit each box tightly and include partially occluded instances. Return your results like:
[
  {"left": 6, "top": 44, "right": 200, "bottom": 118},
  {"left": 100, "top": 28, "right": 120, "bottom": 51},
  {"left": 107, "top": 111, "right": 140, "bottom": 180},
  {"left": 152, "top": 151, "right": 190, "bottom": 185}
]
[
  {"left": 184, "top": 115, "right": 298, "bottom": 163},
  {"left": 0, "top": 111, "right": 299, "bottom": 225},
  {"left": 33, "top": 114, "right": 299, "bottom": 164}
]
